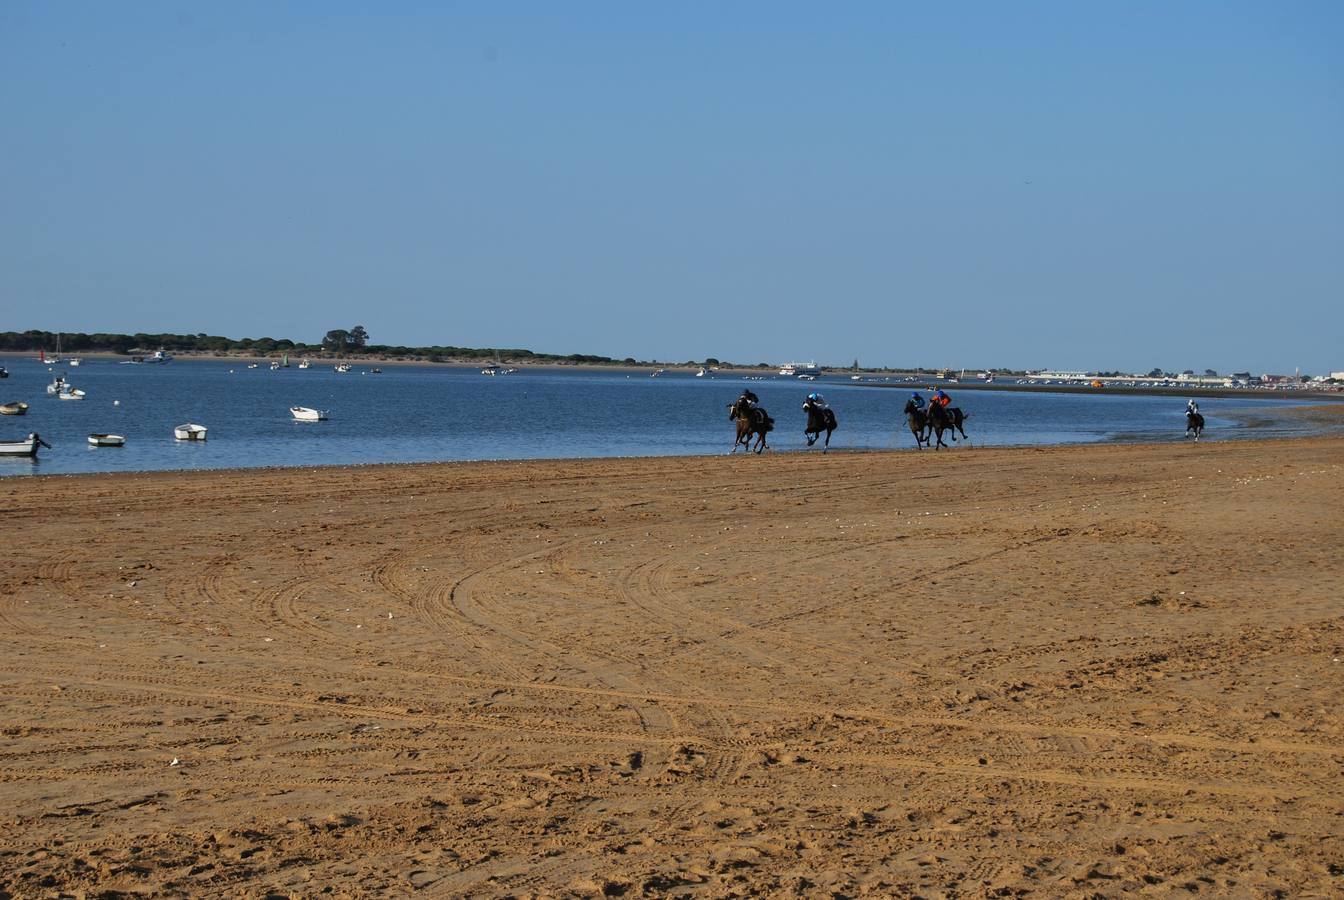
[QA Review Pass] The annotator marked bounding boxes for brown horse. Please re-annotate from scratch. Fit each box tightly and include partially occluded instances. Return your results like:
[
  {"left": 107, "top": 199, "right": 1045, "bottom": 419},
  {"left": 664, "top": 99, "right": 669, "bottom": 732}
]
[
  {"left": 903, "top": 399, "right": 930, "bottom": 448},
  {"left": 728, "top": 398, "right": 774, "bottom": 454},
  {"left": 802, "top": 399, "right": 837, "bottom": 451},
  {"left": 926, "top": 403, "right": 969, "bottom": 449}
]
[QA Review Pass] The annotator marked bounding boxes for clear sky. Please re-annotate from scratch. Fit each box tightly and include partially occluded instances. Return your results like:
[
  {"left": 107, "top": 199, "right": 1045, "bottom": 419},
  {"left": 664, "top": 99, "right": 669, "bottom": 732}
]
[{"left": 2, "top": 2, "right": 1340, "bottom": 374}]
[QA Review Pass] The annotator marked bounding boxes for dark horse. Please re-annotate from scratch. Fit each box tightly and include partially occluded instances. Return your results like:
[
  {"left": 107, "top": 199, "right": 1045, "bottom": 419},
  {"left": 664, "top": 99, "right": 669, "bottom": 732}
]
[
  {"left": 1186, "top": 411, "right": 1205, "bottom": 441},
  {"left": 728, "top": 398, "right": 774, "bottom": 454},
  {"left": 802, "top": 399, "right": 838, "bottom": 451},
  {"left": 926, "top": 403, "right": 970, "bottom": 450},
  {"left": 902, "top": 399, "right": 930, "bottom": 448}
]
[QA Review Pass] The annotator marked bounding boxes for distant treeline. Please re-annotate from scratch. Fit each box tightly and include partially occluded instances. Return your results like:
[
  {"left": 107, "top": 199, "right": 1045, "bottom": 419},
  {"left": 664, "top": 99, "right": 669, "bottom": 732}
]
[{"left": 0, "top": 331, "right": 626, "bottom": 365}]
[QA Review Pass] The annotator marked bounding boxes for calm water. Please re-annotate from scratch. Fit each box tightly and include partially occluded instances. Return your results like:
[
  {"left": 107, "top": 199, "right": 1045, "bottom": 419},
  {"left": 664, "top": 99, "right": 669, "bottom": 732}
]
[{"left": 0, "top": 358, "right": 1323, "bottom": 477}]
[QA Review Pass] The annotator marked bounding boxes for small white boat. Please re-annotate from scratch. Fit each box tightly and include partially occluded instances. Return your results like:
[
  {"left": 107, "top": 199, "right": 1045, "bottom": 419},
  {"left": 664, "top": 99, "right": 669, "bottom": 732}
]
[
  {"left": 650, "top": 368, "right": 665, "bottom": 377},
  {"left": 290, "top": 406, "right": 328, "bottom": 421},
  {"left": 0, "top": 433, "right": 50, "bottom": 457},
  {"left": 174, "top": 423, "right": 207, "bottom": 441},
  {"left": 46, "top": 376, "right": 69, "bottom": 395},
  {"left": 0, "top": 401, "right": 28, "bottom": 416},
  {"left": 58, "top": 387, "right": 86, "bottom": 400},
  {"left": 69, "top": 358, "right": 82, "bottom": 367},
  {"left": 334, "top": 364, "right": 352, "bottom": 373},
  {"left": 695, "top": 367, "right": 707, "bottom": 377},
  {"left": 143, "top": 349, "right": 172, "bottom": 364},
  {"left": 88, "top": 433, "right": 125, "bottom": 447},
  {"left": 298, "top": 359, "right": 310, "bottom": 369},
  {"left": 270, "top": 361, "right": 281, "bottom": 370},
  {"left": 246, "top": 363, "right": 259, "bottom": 369}
]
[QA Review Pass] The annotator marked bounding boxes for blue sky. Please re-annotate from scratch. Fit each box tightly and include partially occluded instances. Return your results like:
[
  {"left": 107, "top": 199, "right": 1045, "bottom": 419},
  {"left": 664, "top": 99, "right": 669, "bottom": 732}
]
[{"left": 2, "top": 2, "right": 1340, "bottom": 374}]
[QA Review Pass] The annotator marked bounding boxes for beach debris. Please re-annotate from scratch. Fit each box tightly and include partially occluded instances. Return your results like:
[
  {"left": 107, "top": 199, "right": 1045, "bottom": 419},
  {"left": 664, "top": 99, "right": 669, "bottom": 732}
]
[{"left": 170, "top": 757, "right": 180, "bottom": 767}]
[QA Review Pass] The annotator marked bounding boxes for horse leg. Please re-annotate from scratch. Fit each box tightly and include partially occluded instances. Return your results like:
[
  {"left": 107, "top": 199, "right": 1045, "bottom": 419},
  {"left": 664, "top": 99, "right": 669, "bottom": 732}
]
[
  {"left": 823, "top": 428, "right": 831, "bottom": 451},
  {"left": 755, "top": 431, "right": 767, "bottom": 454},
  {"left": 806, "top": 431, "right": 816, "bottom": 446}
]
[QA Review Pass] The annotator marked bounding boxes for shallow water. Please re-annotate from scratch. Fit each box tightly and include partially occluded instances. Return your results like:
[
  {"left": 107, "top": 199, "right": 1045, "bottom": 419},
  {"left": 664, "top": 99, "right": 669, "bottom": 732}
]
[{"left": 0, "top": 359, "right": 1322, "bottom": 477}]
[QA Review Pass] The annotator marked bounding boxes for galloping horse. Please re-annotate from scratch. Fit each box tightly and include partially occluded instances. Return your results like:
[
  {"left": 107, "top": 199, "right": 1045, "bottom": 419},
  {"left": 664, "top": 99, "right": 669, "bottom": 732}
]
[
  {"left": 728, "top": 398, "right": 774, "bottom": 454},
  {"left": 802, "top": 398, "right": 838, "bottom": 451},
  {"left": 1185, "top": 411, "right": 1205, "bottom": 441},
  {"left": 902, "top": 399, "right": 930, "bottom": 448},
  {"left": 926, "top": 402, "right": 969, "bottom": 450}
]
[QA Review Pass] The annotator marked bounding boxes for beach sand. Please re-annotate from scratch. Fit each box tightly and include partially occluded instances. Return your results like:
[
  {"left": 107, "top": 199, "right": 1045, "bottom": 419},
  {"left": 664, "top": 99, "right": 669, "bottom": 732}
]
[{"left": 3, "top": 436, "right": 1342, "bottom": 896}]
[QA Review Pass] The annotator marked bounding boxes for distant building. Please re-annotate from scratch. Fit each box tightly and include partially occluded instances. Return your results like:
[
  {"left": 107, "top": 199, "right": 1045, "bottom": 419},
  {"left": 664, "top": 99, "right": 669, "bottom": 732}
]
[{"left": 1331, "top": 371, "right": 1344, "bottom": 381}]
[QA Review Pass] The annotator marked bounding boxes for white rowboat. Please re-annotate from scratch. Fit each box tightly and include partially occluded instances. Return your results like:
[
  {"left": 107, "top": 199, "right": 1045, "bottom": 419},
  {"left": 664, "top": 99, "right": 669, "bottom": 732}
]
[
  {"left": 0, "top": 433, "right": 50, "bottom": 457},
  {"left": 88, "top": 434, "right": 125, "bottom": 447},
  {"left": 174, "top": 423, "right": 207, "bottom": 441},
  {"left": 290, "top": 406, "right": 329, "bottom": 421}
]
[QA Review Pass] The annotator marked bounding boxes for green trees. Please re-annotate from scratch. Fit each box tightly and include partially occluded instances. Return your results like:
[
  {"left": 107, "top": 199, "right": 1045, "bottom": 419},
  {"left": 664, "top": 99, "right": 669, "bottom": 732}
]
[{"left": 322, "top": 325, "right": 369, "bottom": 353}]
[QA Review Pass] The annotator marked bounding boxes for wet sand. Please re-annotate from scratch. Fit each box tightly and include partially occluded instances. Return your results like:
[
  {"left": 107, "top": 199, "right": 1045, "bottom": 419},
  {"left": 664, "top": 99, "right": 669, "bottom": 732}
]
[{"left": 2, "top": 436, "right": 1342, "bottom": 896}]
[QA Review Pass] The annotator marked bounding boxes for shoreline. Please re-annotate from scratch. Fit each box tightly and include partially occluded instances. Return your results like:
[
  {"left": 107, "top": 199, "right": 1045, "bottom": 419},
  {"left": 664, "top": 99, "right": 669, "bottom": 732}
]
[{"left": 8, "top": 416, "right": 1344, "bottom": 484}]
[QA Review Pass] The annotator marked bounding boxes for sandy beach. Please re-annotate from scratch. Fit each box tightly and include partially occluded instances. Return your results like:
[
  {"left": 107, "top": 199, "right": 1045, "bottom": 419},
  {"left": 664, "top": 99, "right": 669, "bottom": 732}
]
[{"left": 3, "top": 435, "right": 1342, "bottom": 897}]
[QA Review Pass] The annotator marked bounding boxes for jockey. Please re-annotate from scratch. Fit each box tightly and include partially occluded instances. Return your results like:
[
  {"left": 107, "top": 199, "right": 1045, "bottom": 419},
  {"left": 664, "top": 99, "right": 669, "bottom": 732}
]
[
  {"left": 1186, "top": 399, "right": 1200, "bottom": 417},
  {"left": 806, "top": 392, "right": 828, "bottom": 410},
  {"left": 738, "top": 389, "right": 759, "bottom": 408},
  {"left": 934, "top": 388, "right": 951, "bottom": 408},
  {"left": 910, "top": 391, "right": 926, "bottom": 410}
]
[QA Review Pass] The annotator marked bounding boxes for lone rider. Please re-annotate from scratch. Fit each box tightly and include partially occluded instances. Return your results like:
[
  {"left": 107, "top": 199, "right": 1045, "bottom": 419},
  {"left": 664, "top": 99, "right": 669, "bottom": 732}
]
[
  {"left": 806, "top": 392, "right": 828, "bottom": 410},
  {"left": 737, "top": 389, "right": 765, "bottom": 426},
  {"left": 1186, "top": 398, "right": 1200, "bottom": 417}
]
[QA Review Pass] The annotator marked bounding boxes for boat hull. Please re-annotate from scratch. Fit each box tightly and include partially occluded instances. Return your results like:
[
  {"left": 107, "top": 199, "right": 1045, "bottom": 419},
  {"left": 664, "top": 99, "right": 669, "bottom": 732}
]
[
  {"left": 88, "top": 434, "right": 125, "bottom": 447},
  {"left": 0, "top": 402, "right": 27, "bottom": 416},
  {"left": 290, "top": 407, "right": 328, "bottom": 421}
]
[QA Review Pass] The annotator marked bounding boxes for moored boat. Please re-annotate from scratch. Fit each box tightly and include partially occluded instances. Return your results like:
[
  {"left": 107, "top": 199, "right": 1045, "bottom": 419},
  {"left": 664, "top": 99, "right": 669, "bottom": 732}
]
[
  {"left": 334, "top": 364, "right": 352, "bottom": 373},
  {"left": 174, "top": 423, "right": 208, "bottom": 441},
  {"left": 290, "top": 406, "right": 329, "bottom": 421},
  {"left": 57, "top": 387, "right": 86, "bottom": 400},
  {"left": 88, "top": 433, "right": 126, "bottom": 447},
  {"left": 0, "top": 433, "right": 50, "bottom": 458},
  {"left": 0, "top": 401, "right": 27, "bottom": 416}
]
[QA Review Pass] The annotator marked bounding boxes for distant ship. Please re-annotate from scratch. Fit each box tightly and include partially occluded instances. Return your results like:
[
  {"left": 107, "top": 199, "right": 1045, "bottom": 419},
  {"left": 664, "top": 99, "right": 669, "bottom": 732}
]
[{"left": 779, "top": 361, "right": 821, "bottom": 377}]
